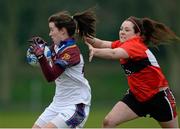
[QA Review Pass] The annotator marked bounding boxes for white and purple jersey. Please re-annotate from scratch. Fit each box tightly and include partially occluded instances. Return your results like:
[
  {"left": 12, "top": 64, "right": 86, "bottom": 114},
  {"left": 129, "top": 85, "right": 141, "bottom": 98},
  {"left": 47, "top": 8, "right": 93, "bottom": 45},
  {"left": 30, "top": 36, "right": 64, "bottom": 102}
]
[{"left": 38, "top": 39, "right": 91, "bottom": 109}]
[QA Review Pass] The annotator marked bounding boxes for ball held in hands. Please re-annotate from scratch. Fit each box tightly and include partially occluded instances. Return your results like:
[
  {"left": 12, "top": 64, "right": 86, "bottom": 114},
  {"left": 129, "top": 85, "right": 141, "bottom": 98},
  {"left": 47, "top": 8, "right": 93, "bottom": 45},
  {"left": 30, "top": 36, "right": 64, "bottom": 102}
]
[
  {"left": 28, "top": 36, "right": 47, "bottom": 58},
  {"left": 26, "top": 45, "right": 52, "bottom": 67},
  {"left": 27, "top": 36, "right": 51, "bottom": 67}
]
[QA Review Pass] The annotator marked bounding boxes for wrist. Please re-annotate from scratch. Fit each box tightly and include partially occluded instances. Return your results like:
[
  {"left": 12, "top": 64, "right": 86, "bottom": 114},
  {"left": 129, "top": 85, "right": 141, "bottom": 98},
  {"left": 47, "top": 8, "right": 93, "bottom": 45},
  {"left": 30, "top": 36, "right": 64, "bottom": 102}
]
[{"left": 37, "top": 54, "right": 44, "bottom": 59}]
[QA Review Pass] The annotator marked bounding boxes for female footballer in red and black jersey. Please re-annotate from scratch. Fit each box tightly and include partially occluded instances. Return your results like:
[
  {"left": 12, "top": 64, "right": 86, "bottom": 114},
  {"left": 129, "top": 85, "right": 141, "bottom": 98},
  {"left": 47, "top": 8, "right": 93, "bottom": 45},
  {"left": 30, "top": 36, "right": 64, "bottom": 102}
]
[{"left": 85, "top": 16, "right": 179, "bottom": 128}]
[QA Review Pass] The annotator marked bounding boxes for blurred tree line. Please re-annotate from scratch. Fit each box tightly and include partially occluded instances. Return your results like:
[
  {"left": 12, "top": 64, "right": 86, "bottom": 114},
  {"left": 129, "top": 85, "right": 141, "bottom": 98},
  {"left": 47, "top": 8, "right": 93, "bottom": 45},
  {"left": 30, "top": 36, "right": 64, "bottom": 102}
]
[{"left": 0, "top": 0, "right": 180, "bottom": 110}]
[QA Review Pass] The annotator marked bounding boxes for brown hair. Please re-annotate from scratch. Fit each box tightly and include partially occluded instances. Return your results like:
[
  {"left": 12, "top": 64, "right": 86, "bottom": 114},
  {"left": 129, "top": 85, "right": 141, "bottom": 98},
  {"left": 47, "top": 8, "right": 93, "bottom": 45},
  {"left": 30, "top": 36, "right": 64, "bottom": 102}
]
[
  {"left": 127, "top": 16, "right": 180, "bottom": 46},
  {"left": 48, "top": 8, "right": 96, "bottom": 38}
]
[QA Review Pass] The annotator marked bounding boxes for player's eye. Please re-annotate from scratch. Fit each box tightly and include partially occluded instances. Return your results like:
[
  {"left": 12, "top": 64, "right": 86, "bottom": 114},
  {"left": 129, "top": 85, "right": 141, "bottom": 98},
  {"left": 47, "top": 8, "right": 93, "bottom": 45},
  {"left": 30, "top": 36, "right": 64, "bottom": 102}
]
[{"left": 125, "top": 29, "right": 131, "bottom": 32}]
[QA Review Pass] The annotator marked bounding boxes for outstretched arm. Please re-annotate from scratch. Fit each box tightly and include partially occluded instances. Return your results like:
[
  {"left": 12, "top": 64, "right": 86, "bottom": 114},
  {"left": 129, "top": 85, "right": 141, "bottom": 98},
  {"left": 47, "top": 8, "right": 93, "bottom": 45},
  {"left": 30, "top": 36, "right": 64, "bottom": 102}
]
[
  {"left": 85, "top": 36, "right": 112, "bottom": 48},
  {"left": 86, "top": 43, "right": 129, "bottom": 62}
]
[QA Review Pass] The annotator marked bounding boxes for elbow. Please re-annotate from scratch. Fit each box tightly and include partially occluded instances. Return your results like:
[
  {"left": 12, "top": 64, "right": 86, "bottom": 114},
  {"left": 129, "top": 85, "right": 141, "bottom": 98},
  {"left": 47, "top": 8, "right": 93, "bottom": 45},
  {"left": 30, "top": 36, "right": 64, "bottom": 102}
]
[
  {"left": 108, "top": 55, "right": 115, "bottom": 59},
  {"left": 47, "top": 78, "right": 54, "bottom": 82},
  {"left": 42, "top": 67, "right": 64, "bottom": 83},
  {"left": 45, "top": 75, "right": 56, "bottom": 82},
  {"left": 110, "top": 50, "right": 124, "bottom": 59},
  {"left": 43, "top": 72, "right": 58, "bottom": 82},
  {"left": 45, "top": 73, "right": 61, "bottom": 82},
  {"left": 109, "top": 51, "right": 117, "bottom": 59}
]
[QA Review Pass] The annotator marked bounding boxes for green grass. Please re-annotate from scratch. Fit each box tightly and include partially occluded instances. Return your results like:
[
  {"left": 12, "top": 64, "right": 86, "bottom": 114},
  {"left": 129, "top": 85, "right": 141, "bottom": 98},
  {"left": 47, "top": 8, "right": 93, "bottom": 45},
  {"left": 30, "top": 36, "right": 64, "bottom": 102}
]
[
  {"left": 0, "top": 111, "right": 38, "bottom": 127},
  {"left": 0, "top": 107, "right": 179, "bottom": 128},
  {"left": 86, "top": 108, "right": 160, "bottom": 128},
  {"left": 1, "top": 63, "right": 179, "bottom": 127}
]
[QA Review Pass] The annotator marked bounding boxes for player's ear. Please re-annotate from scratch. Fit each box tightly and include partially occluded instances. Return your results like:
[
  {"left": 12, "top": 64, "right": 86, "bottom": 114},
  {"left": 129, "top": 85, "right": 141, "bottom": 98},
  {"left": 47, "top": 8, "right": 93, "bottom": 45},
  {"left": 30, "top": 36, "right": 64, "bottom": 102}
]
[{"left": 60, "top": 27, "right": 67, "bottom": 35}]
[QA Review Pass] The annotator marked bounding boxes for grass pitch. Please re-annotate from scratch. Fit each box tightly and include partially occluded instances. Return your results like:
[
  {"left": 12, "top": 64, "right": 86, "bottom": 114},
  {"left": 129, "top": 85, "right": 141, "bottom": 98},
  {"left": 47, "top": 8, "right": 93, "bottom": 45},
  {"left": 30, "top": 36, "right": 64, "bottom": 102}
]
[{"left": 1, "top": 107, "right": 179, "bottom": 128}]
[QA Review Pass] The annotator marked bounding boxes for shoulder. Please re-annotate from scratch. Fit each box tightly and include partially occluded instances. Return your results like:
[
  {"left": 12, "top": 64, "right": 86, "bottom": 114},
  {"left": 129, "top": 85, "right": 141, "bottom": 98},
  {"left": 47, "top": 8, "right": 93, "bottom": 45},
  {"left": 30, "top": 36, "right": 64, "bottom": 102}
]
[
  {"left": 122, "top": 36, "right": 147, "bottom": 49},
  {"left": 54, "top": 44, "right": 81, "bottom": 69},
  {"left": 111, "top": 40, "right": 122, "bottom": 48},
  {"left": 54, "top": 39, "right": 81, "bottom": 55},
  {"left": 120, "top": 37, "right": 148, "bottom": 59},
  {"left": 61, "top": 45, "right": 80, "bottom": 57}
]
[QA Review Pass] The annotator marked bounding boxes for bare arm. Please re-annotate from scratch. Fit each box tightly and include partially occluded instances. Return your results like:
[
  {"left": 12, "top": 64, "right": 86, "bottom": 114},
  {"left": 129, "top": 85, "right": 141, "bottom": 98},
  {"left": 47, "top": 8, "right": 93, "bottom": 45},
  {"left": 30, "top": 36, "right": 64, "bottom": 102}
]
[
  {"left": 86, "top": 43, "right": 129, "bottom": 62},
  {"left": 93, "top": 48, "right": 129, "bottom": 59},
  {"left": 85, "top": 36, "right": 112, "bottom": 48}
]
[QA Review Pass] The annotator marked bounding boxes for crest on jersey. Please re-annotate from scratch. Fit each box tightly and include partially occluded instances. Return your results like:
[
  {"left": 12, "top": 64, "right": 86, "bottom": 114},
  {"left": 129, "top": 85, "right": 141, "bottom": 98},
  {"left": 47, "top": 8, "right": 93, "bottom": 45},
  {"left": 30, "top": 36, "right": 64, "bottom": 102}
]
[{"left": 62, "top": 53, "right": 71, "bottom": 60}]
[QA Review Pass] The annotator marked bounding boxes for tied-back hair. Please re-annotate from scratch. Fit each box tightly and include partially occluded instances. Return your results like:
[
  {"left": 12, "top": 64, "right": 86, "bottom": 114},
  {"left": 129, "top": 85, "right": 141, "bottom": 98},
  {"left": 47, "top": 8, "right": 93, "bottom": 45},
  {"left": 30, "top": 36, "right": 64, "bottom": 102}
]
[
  {"left": 48, "top": 8, "right": 96, "bottom": 38},
  {"left": 127, "top": 16, "right": 180, "bottom": 46}
]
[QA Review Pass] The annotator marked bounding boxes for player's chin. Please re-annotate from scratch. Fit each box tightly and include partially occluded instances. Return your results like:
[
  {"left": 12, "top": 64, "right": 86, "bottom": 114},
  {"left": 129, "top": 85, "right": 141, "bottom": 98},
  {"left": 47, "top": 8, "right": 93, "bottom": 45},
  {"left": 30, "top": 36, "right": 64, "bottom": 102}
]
[
  {"left": 120, "top": 37, "right": 126, "bottom": 42},
  {"left": 120, "top": 39, "right": 126, "bottom": 43},
  {"left": 51, "top": 41, "right": 56, "bottom": 45},
  {"left": 53, "top": 40, "right": 60, "bottom": 45},
  {"left": 50, "top": 38, "right": 56, "bottom": 44}
]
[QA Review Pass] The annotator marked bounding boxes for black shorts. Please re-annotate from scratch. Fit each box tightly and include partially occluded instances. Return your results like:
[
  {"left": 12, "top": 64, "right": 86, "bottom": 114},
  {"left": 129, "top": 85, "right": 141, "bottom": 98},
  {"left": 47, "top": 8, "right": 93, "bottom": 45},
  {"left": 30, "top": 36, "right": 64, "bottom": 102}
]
[{"left": 121, "top": 88, "right": 177, "bottom": 122}]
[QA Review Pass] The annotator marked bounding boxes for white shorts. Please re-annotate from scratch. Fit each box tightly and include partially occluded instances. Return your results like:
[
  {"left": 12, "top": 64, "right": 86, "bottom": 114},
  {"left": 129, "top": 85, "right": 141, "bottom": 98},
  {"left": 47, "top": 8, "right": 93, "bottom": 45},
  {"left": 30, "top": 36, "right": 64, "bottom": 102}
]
[{"left": 34, "top": 103, "right": 90, "bottom": 128}]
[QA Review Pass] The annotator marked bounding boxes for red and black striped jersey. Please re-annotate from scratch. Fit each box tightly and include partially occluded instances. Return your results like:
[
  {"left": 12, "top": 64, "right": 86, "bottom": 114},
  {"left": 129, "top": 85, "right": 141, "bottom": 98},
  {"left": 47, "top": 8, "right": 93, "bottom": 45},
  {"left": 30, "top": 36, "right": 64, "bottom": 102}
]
[{"left": 112, "top": 36, "right": 168, "bottom": 102}]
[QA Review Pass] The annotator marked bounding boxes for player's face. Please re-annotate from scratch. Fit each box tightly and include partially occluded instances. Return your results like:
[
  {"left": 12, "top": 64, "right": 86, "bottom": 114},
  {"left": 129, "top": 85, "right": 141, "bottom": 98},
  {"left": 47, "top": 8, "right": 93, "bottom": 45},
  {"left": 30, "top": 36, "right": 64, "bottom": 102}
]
[
  {"left": 49, "top": 22, "right": 64, "bottom": 45},
  {"left": 119, "top": 21, "right": 139, "bottom": 42}
]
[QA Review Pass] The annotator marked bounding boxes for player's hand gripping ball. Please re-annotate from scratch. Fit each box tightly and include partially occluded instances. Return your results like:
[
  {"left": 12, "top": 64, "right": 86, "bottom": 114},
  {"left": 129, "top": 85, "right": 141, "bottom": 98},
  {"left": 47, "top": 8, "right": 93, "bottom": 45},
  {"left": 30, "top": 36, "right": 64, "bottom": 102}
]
[
  {"left": 26, "top": 45, "right": 52, "bottom": 66},
  {"left": 26, "top": 36, "right": 52, "bottom": 66}
]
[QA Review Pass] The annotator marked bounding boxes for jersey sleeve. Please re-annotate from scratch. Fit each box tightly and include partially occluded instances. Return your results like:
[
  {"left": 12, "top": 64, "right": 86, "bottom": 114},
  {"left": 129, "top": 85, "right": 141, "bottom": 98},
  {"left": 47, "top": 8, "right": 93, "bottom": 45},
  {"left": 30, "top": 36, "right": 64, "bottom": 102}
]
[
  {"left": 111, "top": 40, "right": 121, "bottom": 49},
  {"left": 38, "top": 56, "right": 64, "bottom": 82},
  {"left": 55, "top": 46, "right": 80, "bottom": 69},
  {"left": 119, "top": 39, "right": 147, "bottom": 59},
  {"left": 121, "top": 41, "right": 145, "bottom": 58}
]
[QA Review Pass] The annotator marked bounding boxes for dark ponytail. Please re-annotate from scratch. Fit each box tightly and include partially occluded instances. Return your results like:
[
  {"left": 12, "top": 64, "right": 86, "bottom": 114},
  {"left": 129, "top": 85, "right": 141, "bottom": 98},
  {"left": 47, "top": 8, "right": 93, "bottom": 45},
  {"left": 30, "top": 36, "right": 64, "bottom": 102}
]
[
  {"left": 73, "top": 8, "right": 96, "bottom": 37},
  {"left": 48, "top": 8, "right": 96, "bottom": 38},
  {"left": 142, "top": 18, "right": 180, "bottom": 45},
  {"left": 127, "top": 16, "right": 180, "bottom": 46}
]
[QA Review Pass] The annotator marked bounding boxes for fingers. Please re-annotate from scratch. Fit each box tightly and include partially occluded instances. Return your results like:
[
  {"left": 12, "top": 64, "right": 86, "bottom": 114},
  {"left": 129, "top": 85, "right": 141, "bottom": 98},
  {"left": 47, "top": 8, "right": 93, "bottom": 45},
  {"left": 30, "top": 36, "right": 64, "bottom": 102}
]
[
  {"left": 29, "top": 42, "right": 41, "bottom": 54},
  {"left": 34, "top": 37, "right": 43, "bottom": 45},
  {"left": 85, "top": 41, "right": 91, "bottom": 47},
  {"left": 88, "top": 46, "right": 94, "bottom": 62},
  {"left": 32, "top": 38, "right": 38, "bottom": 45},
  {"left": 29, "top": 43, "right": 36, "bottom": 53},
  {"left": 84, "top": 41, "right": 94, "bottom": 62},
  {"left": 28, "top": 36, "right": 47, "bottom": 45},
  {"left": 84, "top": 35, "right": 95, "bottom": 45},
  {"left": 84, "top": 40, "right": 93, "bottom": 47},
  {"left": 30, "top": 42, "right": 38, "bottom": 48},
  {"left": 86, "top": 34, "right": 94, "bottom": 39},
  {"left": 89, "top": 53, "right": 93, "bottom": 62},
  {"left": 36, "top": 37, "right": 46, "bottom": 45},
  {"left": 84, "top": 40, "right": 93, "bottom": 62},
  {"left": 28, "top": 36, "right": 46, "bottom": 57}
]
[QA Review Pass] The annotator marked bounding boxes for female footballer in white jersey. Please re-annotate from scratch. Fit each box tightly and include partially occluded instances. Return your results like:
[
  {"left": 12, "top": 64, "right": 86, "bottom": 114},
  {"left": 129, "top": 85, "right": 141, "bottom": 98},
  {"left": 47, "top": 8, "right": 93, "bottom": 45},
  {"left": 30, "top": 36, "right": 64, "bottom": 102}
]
[{"left": 29, "top": 8, "right": 96, "bottom": 128}]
